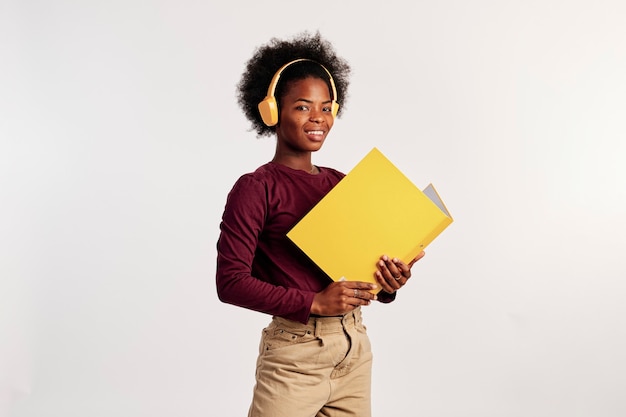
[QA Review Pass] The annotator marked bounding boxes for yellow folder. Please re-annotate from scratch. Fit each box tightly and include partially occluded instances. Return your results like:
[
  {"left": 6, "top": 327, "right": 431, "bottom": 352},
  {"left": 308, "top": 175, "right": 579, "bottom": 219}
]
[{"left": 287, "top": 147, "right": 453, "bottom": 292}]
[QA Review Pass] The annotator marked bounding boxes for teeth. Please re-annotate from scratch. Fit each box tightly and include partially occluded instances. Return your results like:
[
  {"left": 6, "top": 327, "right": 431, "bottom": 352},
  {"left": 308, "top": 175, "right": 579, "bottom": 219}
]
[{"left": 307, "top": 131, "right": 324, "bottom": 135}]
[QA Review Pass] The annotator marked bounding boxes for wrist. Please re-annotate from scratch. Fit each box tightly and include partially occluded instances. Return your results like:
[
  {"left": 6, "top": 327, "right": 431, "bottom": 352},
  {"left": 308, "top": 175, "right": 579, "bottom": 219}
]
[{"left": 310, "top": 293, "right": 321, "bottom": 315}]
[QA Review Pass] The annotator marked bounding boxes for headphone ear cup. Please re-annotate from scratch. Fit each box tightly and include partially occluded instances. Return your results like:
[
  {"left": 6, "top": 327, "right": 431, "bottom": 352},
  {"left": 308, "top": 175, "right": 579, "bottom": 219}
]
[
  {"left": 258, "top": 96, "right": 279, "bottom": 126},
  {"left": 331, "top": 101, "right": 339, "bottom": 118}
]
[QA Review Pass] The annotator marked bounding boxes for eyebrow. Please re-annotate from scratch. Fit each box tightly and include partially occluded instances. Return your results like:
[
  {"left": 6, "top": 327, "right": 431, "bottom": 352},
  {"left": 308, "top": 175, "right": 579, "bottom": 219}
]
[{"left": 294, "top": 98, "right": 333, "bottom": 104}]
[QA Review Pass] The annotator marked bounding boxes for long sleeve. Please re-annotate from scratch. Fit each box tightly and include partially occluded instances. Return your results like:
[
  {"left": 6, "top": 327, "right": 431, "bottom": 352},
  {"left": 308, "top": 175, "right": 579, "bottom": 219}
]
[{"left": 216, "top": 175, "right": 317, "bottom": 323}]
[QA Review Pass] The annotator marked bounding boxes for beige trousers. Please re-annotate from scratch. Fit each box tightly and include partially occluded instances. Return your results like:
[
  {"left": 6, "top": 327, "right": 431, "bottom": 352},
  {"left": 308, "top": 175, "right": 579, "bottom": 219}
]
[{"left": 248, "top": 307, "right": 372, "bottom": 417}]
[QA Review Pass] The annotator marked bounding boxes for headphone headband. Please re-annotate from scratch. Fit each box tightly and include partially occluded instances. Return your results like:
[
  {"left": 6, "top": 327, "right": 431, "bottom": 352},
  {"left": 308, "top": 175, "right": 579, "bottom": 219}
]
[{"left": 258, "top": 58, "right": 339, "bottom": 126}]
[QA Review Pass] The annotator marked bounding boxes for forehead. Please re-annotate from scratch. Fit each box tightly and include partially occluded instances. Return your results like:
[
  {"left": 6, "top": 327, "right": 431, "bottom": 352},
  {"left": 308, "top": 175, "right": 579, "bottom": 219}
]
[{"left": 281, "top": 77, "right": 331, "bottom": 99}]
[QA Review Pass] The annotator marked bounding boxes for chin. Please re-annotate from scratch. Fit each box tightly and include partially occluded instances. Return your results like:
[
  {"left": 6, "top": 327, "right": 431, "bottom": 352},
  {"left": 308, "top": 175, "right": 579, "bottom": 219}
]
[{"left": 309, "top": 142, "right": 325, "bottom": 152}]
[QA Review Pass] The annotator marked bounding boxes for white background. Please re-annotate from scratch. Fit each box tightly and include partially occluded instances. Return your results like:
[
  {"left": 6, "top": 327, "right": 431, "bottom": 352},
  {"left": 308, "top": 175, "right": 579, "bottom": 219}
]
[{"left": 2, "top": 1, "right": 626, "bottom": 416}]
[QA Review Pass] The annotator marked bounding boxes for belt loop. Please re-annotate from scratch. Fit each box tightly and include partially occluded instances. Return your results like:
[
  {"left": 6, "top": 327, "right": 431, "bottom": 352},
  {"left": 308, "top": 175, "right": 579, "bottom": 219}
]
[
  {"left": 342, "top": 311, "right": 349, "bottom": 326},
  {"left": 314, "top": 318, "right": 321, "bottom": 338}
]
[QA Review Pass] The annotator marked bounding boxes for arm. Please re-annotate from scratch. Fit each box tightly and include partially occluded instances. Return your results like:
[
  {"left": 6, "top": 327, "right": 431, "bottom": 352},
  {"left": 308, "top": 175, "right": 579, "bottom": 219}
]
[{"left": 216, "top": 176, "right": 316, "bottom": 323}]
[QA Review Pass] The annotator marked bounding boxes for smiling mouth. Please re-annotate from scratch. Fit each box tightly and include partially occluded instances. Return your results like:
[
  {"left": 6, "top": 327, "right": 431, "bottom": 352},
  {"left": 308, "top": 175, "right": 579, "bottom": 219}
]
[{"left": 306, "top": 130, "right": 325, "bottom": 136}]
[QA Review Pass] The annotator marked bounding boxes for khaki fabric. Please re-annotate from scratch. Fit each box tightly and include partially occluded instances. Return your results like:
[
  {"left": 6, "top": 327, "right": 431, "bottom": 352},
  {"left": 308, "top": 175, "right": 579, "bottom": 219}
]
[{"left": 248, "top": 307, "right": 372, "bottom": 417}]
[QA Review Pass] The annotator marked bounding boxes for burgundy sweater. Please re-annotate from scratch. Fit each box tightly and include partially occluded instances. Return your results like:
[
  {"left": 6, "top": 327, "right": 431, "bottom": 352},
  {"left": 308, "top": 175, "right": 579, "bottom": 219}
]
[{"left": 216, "top": 162, "right": 395, "bottom": 324}]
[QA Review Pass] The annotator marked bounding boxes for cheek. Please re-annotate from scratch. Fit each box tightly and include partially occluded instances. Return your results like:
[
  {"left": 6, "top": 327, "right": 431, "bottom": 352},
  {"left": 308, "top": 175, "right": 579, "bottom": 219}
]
[
  {"left": 277, "top": 113, "right": 296, "bottom": 129},
  {"left": 285, "top": 117, "right": 304, "bottom": 131},
  {"left": 277, "top": 117, "right": 305, "bottom": 137},
  {"left": 326, "top": 115, "right": 335, "bottom": 130}
]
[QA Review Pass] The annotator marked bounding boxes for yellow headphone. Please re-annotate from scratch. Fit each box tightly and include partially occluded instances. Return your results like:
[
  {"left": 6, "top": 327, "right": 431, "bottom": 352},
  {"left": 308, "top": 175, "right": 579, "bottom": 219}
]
[{"left": 257, "top": 58, "right": 339, "bottom": 127}]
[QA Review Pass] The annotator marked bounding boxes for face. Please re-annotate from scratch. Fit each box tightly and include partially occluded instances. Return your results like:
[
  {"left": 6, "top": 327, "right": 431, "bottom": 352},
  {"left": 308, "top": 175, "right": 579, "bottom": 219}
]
[{"left": 275, "top": 77, "right": 335, "bottom": 154}]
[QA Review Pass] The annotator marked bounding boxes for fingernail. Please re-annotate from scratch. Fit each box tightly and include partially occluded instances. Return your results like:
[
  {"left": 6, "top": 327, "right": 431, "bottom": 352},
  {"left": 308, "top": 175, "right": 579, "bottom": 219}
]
[{"left": 382, "top": 255, "right": 388, "bottom": 261}]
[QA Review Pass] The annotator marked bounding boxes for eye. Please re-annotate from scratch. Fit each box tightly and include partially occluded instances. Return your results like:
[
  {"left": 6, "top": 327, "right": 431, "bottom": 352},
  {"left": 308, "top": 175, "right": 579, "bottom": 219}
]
[
  {"left": 322, "top": 106, "right": 332, "bottom": 112},
  {"left": 296, "top": 105, "right": 310, "bottom": 111}
]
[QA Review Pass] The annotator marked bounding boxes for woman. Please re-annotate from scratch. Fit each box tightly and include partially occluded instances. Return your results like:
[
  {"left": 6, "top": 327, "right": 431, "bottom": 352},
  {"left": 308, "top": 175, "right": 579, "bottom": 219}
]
[{"left": 216, "top": 31, "right": 424, "bottom": 417}]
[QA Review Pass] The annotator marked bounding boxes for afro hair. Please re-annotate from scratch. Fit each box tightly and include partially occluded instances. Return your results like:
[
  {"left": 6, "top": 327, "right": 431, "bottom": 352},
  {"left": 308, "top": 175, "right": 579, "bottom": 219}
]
[{"left": 237, "top": 31, "right": 351, "bottom": 137}]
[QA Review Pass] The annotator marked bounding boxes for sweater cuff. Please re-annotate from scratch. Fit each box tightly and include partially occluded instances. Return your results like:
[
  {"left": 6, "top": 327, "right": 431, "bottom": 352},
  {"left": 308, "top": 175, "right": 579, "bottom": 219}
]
[{"left": 377, "top": 290, "right": 397, "bottom": 303}]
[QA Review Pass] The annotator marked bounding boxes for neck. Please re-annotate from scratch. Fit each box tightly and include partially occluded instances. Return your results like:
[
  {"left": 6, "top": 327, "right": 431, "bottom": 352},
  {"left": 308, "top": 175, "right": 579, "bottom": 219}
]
[
  {"left": 272, "top": 149, "right": 317, "bottom": 174},
  {"left": 272, "top": 159, "right": 318, "bottom": 174}
]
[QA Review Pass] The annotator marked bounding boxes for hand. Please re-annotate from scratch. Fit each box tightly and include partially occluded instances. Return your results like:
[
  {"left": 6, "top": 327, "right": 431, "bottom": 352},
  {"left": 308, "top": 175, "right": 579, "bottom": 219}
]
[
  {"left": 311, "top": 281, "right": 378, "bottom": 316},
  {"left": 375, "top": 251, "right": 425, "bottom": 294}
]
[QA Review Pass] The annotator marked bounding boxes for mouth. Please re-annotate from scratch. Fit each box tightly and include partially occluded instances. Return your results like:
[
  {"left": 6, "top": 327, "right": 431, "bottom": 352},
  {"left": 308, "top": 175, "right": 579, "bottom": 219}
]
[{"left": 305, "top": 130, "right": 325, "bottom": 137}]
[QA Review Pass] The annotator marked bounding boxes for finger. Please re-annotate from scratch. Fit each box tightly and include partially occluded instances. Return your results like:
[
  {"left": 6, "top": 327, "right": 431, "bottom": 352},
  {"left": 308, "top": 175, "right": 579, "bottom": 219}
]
[
  {"left": 347, "top": 281, "right": 379, "bottom": 289},
  {"left": 378, "top": 259, "right": 402, "bottom": 290},
  {"left": 374, "top": 271, "right": 394, "bottom": 293},
  {"left": 392, "top": 258, "right": 411, "bottom": 279},
  {"left": 381, "top": 255, "right": 403, "bottom": 279},
  {"left": 350, "top": 287, "right": 377, "bottom": 301},
  {"left": 345, "top": 281, "right": 379, "bottom": 293},
  {"left": 376, "top": 268, "right": 402, "bottom": 293},
  {"left": 347, "top": 289, "right": 373, "bottom": 308},
  {"left": 408, "top": 251, "right": 426, "bottom": 267},
  {"left": 386, "top": 274, "right": 402, "bottom": 291}
]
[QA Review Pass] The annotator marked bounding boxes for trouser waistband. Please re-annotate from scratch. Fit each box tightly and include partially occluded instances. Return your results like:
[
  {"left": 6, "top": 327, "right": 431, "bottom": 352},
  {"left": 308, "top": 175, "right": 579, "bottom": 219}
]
[{"left": 273, "top": 307, "right": 362, "bottom": 338}]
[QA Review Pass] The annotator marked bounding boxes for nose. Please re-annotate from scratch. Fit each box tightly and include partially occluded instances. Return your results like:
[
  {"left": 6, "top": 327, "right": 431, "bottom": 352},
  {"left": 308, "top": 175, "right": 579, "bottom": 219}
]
[{"left": 309, "top": 108, "right": 324, "bottom": 123}]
